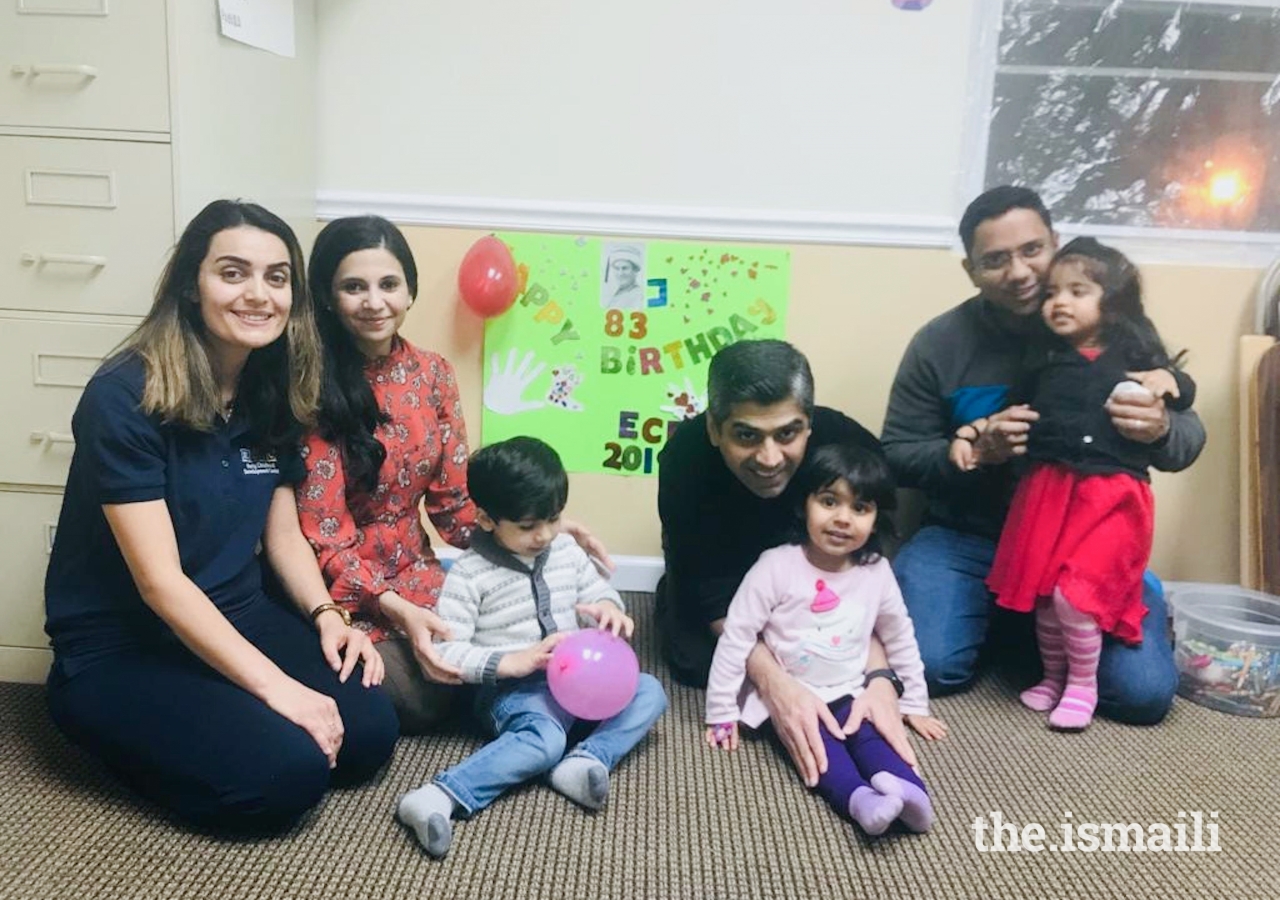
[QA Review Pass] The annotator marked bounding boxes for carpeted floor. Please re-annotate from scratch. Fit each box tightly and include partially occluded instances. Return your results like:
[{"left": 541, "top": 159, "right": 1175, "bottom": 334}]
[{"left": 1, "top": 591, "right": 1276, "bottom": 900}]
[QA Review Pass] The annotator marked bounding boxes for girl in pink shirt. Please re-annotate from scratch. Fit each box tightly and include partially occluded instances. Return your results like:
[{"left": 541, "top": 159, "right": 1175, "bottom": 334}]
[{"left": 704, "top": 444, "right": 946, "bottom": 835}]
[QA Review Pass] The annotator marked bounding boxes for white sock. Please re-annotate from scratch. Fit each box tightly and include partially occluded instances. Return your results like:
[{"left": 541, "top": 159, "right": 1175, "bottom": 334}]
[
  {"left": 396, "top": 784, "right": 456, "bottom": 858},
  {"left": 548, "top": 755, "right": 609, "bottom": 810}
]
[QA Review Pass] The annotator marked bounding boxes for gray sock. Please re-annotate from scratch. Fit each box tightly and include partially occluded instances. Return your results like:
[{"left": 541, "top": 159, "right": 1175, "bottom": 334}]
[
  {"left": 548, "top": 755, "right": 609, "bottom": 810},
  {"left": 396, "top": 784, "right": 456, "bottom": 858}
]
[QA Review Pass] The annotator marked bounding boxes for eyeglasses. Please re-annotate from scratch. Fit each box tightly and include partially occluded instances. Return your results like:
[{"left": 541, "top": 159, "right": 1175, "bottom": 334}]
[{"left": 975, "top": 241, "right": 1050, "bottom": 273}]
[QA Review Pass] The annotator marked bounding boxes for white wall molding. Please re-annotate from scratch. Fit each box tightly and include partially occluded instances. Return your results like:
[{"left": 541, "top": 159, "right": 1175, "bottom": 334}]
[
  {"left": 604, "top": 555, "right": 666, "bottom": 593},
  {"left": 0, "top": 647, "right": 51, "bottom": 685},
  {"left": 316, "top": 191, "right": 956, "bottom": 249},
  {"left": 318, "top": 190, "right": 1279, "bottom": 267},
  {"left": 435, "top": 545, "right": 664, "bottom": 593},
  {"left": 1055, "top": 224, "right": 1280, "bottom": 270}
]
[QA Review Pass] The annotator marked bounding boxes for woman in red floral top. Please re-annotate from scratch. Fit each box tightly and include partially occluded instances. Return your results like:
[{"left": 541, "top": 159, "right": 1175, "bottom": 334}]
[{"left": 299, "top": 217, "right": 609, "bottom": 733}]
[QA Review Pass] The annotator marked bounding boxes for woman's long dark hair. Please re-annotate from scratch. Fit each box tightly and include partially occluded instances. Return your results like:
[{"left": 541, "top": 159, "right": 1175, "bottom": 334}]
[
  {"left": 308, "top": 216, "right": 419, "bottom": 494},
  {"left": 1051, "top": 237, "right": 1185, "bottom": 369}
]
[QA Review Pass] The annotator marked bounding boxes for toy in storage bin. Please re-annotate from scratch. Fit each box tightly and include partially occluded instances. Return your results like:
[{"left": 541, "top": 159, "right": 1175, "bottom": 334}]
[{"left": 1171, "top": 584, "right": 1280, "bottom": 717}]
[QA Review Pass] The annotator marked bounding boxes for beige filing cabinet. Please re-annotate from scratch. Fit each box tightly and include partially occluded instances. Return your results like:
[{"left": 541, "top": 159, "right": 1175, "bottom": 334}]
[{"left": 0, "top": 0, "right": 317, "bottom": 683}]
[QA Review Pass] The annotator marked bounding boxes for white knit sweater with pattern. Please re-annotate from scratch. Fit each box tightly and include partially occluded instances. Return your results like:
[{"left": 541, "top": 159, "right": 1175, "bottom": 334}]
[{"left": 434, "top": 532, "right": 622, "bottom": 684}]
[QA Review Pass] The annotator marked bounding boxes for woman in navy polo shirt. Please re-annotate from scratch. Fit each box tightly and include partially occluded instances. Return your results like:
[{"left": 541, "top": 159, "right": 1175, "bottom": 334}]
[{"left": 44, "top": 200, "right": 398, "bottom": 830}]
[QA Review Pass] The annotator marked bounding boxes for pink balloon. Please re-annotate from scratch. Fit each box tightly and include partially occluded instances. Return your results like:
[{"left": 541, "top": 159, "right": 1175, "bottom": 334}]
[
  {"left": 457, "top": 235, "right": 518, "bottom": 318},
  {"left": 547, "top": 630, "right": 640, "bottom": 721}
]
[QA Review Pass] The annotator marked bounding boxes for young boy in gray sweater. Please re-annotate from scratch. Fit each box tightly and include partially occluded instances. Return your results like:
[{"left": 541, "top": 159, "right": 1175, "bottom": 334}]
[{"left": 396, "top": 436, "right": 667, "bottom": 858}]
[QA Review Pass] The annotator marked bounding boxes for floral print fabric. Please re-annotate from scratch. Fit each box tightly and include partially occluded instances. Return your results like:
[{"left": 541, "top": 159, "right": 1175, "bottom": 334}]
[{"left": 298, "top": 337, "right": 476, "bottom": 641}]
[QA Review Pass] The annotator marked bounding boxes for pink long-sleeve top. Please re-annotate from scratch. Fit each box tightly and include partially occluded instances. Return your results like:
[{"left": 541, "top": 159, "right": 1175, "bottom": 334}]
[{"left": 705, "top": 543, "right": 930, "bottom": 727}]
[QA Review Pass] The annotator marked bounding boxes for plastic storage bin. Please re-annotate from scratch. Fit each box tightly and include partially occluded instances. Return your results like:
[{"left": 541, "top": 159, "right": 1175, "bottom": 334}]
[{"left": 1171, "top": 584, "right": 1280, "bottom": 717}]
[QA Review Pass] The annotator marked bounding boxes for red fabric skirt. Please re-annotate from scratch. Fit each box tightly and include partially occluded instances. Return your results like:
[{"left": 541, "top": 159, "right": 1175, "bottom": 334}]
[{"left": 987, "top": 463, "right": 1152, "bottom": 644}]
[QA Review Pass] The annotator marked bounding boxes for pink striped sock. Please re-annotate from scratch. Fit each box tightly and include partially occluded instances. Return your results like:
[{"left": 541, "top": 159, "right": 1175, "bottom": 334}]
[
  {"left": 1048, "top": 587, "right": 1101, "bottom": 731},
  {"left": 1020, "top": 598, "right": 1066, "bottom": 712}
]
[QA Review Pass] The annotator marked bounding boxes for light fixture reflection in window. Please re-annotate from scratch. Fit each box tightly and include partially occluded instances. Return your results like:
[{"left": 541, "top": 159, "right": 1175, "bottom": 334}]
[{"left": 1158, "top": 133, "right": 1266, "bottom": 230}]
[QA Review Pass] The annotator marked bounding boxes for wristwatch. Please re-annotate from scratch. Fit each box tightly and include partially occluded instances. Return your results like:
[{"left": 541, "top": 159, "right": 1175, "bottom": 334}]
[
  {"left": 865, "top": 667, "right": 904, "bottom": 698},
  {"left": 310, "top": 602, "right": 352, "bottom": 626}
]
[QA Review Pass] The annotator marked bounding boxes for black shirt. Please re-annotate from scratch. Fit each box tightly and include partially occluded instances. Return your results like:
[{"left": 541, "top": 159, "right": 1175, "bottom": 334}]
[
  {"left": 1019, "top": 345, "right": 1196, "bottom": 480},
  {"left": 656, "top": 406, "right": 881, "bottom": 628}
]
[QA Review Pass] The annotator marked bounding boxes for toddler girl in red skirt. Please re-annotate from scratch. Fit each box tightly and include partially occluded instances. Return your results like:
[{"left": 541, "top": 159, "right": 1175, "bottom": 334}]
[{"left": 953, "top": 237, "right": 1195, "bottom": 731}]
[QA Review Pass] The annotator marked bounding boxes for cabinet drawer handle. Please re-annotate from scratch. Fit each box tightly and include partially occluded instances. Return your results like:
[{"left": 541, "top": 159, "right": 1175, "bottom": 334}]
[
  {"left": 30, "top": 430, "right": 74, "bottom": 447},
  {"left": 21, "top": 252, "right": 108, "bottom": 269},
  {"left": 12, "top": 63, "right": 99, "bottom": 80}
]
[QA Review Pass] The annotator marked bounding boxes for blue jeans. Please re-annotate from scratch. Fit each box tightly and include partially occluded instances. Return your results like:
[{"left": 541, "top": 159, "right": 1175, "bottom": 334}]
[
  {"left": 893, "top": 525, "right": 1178, "bottom": 725},
  {"left": 435, "top": 672, "right": 667, "bottom": 816}
]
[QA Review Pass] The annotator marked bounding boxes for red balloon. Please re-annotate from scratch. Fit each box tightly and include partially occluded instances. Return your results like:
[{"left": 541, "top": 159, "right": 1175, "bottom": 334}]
[{"left": 458, "top": 236, "right": 518, "bottom": 318}]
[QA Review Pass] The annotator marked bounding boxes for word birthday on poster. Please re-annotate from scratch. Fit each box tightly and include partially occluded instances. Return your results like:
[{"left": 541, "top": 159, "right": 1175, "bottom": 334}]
[{"left": 482, "top": 235, "right": 790, "bottom": 476}]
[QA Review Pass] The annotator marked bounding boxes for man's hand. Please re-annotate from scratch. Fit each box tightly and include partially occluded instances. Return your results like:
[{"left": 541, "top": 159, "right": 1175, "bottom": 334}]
[
  {"left": 756, "top": 666, "right": 843, "bottom": 787},
  {"left": 575, "top": 602, "right": 634, "bottom": 638},
  {"left": 844, "top": 677, "right": 918, "bottom": 769},
  {"left": 971, "top": 404, "right": 1039, "bottom": 466},
  {"left": 560, "top": 517, "right": 616, "bottom": 574},
  {"left": 1105, "top": 387, "right": 1170, "bottom": 444},
  {"left": 1125, "top": 368, "right": 1180, "bottom": 401}
]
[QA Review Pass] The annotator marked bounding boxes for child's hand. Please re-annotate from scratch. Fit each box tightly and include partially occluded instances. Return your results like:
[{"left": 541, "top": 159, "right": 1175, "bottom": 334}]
[
  {"left": 949, "top": 418, "right": 987, "bottom": 472},
  {"left": 905, "top": 714, "right": 948, "bottom": 741},
  {"left": 1124, "top": 368, "right": 1179, "bottom": 401},
  {"left": 575, "top": 602, "right": 634, "bottom": 639},
  {"left": 497, "top": 632, "right": 568, "bottom": 679},
  {"left": 949, "top": 437, "right": 978, "bottom": 472},
  {"left": 705, "top": 722, "right": 739, "bottom": 751}
]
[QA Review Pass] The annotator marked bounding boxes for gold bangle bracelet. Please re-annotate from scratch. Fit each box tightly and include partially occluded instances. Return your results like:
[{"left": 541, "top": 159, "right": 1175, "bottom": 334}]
[{"left": 310, "top": 602, "right": 351, "bottom": 626}]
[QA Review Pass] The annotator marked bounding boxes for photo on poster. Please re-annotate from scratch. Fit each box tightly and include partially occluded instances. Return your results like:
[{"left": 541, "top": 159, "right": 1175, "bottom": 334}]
[{"left": 600, "top": 243, "right": 647, "bottom": 310}]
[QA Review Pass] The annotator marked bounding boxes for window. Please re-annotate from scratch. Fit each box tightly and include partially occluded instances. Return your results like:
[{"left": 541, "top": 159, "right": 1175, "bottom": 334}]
[{"left": 981, "top": 0, "right": 1280, "bottom": 238}]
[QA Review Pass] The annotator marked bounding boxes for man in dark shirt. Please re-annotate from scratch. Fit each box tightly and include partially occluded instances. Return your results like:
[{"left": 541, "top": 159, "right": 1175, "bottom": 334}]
[
  {"left": 656, "top": 339, "right": 911, "bottom": 785},
  {"left": 881, "top": 186, "right": 1205, "bottom": 725}
]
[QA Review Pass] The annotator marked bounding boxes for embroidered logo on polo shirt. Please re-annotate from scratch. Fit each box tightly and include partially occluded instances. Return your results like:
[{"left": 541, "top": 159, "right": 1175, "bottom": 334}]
[{"left": 240, "top": 448, "right": 280, "bottom": 475}]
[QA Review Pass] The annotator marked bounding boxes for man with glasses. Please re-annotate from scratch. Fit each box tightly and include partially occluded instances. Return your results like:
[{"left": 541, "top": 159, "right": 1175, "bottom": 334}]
[{"left": 880, "top": 185, "right": 1205, "bottom": 725}]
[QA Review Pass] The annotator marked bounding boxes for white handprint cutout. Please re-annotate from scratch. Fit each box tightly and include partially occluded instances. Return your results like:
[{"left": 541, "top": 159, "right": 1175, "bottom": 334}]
[{"left": 484, "top": 349, "right": 546, "bottom": 415}]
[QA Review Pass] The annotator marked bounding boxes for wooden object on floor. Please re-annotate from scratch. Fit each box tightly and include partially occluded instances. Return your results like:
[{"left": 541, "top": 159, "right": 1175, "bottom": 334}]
[{"left": 1241, "top": 335, "right": 1277, "bottom": 590}]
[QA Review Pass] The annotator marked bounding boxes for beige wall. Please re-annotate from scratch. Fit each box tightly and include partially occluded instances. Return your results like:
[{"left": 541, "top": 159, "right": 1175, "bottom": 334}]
[{"left": 399, "top": 226, "right": 1259, "bottom": 584}]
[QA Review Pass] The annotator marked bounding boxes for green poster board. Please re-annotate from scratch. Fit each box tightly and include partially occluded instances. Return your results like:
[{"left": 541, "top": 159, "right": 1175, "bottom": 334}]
[{"left": 482, "top": 234, "right": 790, "bottom": 475}]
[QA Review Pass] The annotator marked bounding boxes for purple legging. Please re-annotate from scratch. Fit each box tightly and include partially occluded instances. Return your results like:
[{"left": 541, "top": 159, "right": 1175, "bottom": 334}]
[{"left": 813, "top": 695, "right": 925, "bottom": 820}]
